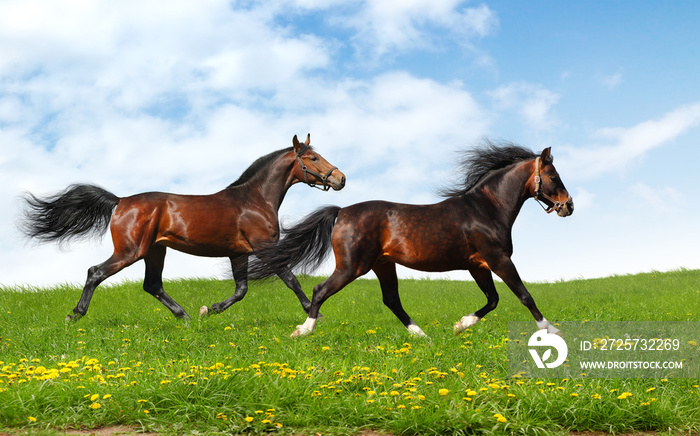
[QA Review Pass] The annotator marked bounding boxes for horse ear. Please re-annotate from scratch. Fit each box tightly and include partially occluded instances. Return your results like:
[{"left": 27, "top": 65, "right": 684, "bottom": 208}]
[
  {"left": 541, "top": 147, "right": 553, "bottom": 163},
  {"left": 305, "top": 133, "right": 311, "bottom": 146},
  {"left": 293, "top": 134, "right": 300, "bottom": 151}
]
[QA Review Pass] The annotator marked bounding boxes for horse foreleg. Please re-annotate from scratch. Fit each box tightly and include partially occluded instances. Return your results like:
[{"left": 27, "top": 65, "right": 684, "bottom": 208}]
[
  {"left": 143, "top": 245, "right": 190, "bottom": 320},
  {"left": 490, "top": 257, "right": 561, "bottom": 336},
  {"left": 455, "top": 268, "right": 499, "bottom": 335},
  {"left": 373, "top": 261, "right": 426, "bottom": 337},
  {"left": 200, "top": 256, "right": 248, "bottom": 316}
]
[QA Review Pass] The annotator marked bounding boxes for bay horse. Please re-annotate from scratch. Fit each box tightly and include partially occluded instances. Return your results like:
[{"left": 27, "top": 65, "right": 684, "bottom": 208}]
[
  {"left": 251, "top": 141, "right": 573, "bottom": 338},
  {"left": 20, "top": 134, "right": 345, "bottom": 321}
]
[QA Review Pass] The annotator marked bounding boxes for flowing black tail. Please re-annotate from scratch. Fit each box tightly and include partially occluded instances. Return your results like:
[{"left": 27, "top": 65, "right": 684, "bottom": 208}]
[
  {"left": 250, "top": 205, "right": 341, "bottom": 278},
  {"left": 20, "top": 184, "right": 120, "bottom": 245}
]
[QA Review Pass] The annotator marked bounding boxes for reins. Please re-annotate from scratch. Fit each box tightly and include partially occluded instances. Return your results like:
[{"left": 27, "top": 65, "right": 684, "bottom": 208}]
[
  {"left": 295, "top": 144, "right": 337, "bottom": 191},
  {"left": 533, "top": 157, "right": 565, "bottom": 214}
]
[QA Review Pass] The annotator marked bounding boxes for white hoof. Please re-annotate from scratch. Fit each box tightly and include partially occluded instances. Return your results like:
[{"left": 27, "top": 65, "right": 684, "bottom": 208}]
[
  {"left": 290, "top": 325, "right": 313, "bottom": 338},
  {"left": 199, "top": 306, "right": 209, "bottom": 317},
  {"left": 407, "top": 324, "right": 428, "bottom": 337},
  {"left": 536, "top": 318, "right": 562, "bottom": 336},
  {"left": 454, "top": 314, "right": 480, "bottom": 335}
]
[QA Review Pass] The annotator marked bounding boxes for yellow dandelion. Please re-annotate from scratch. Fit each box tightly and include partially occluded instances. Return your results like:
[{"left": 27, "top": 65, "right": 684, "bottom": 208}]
[
  {"left": 28, "top": 416, "right": 37, "bottom": 422},
  {"left": 438, "top": 388, "right": 449, "bottom": 396},
  {"left": 90, "top": 394, "right": 99, "bottom": 402},
  {"left": 570, "top": 393, "right": 579, "bottom": 397},
  {"left": 493, "top": 413, "right": 507, "bottom": 423},
  {"left": 102, "top": 394, "right": 112, "bottom": 400},
  {"left": 244, "top": 417, "right": 254, "bottom": 423},
  {"left": 617, "top": 392, "right": 633, "bottom": 400},
  {"left": 90, "top": 402, "right": 101, "bottom": 410}
]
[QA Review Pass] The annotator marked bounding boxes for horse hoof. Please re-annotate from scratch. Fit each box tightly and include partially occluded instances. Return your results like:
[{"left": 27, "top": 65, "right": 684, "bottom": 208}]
[
  {"left": 454, "top": 315, "right": 479, "bottom": 335},
  {"left": 199, "top": 306, "right": 209, "bottom": 317},
  {"left": 290, "top": 325, "right": 312, "bottom": 338},
  {"left": 407, "top": 324, "right": 427, "bottom": 337},
  {"left": 66, "top": 313, "right": 81, "bottom": 323}
]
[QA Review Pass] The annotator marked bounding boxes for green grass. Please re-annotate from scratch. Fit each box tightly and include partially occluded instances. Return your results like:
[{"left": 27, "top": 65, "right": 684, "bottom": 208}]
[{"left": 1, "top": 270, "right": 699, "bottom": 435}]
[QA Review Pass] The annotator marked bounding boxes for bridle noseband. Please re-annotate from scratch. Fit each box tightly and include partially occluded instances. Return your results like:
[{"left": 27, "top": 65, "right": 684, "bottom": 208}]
[
  {"left": 533, "top": 157, "right": 567, "bottom": 214},
  {"left": 295, "top": 144, "right": 337, "bottom": 191}
]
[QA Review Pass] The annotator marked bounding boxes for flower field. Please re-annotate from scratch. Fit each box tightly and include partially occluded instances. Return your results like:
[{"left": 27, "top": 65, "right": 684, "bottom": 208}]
[{"left": 1, "top": 271, "right": 700, "bottom": 435}]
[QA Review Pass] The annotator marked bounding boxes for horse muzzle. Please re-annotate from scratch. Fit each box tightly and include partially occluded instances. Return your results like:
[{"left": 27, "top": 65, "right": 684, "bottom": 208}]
[
  {"left": 327, "top": 169, "right": 346, "bottom": 191},
  {"left": 555, "top": 197, "right": 574, "bottom": 217}
]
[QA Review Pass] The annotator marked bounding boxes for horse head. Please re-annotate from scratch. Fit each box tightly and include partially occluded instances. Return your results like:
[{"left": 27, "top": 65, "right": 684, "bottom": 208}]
[
  {"left": 292, "top": 134, "right": 346, "bottom": 191},
  {"left": 532, "top": 147, "right": 573, "bottom": 217}
]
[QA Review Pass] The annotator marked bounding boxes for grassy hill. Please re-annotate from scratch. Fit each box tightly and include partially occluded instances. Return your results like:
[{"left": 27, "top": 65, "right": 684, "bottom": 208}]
[{"left": 1, "top": 270, "right": 699, "bottom": 435}]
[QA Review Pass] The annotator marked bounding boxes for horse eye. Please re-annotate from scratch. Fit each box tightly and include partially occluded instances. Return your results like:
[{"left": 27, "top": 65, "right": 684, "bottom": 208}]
[{"left": 310, "top": 156, "right": 318, "bottom": 162}]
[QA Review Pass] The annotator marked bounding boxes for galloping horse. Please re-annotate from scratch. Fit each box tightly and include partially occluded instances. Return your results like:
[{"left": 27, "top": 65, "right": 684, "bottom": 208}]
[
  {"left": 251, "top": 141, "right": 573, "bottom": 338},
  {"left": 21, "top": 134, "right": 345, "bottom": 321}
]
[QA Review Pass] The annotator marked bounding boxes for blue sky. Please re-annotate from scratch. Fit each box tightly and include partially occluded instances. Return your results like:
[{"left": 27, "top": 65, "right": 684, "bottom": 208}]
[{"left": 1, "top": 0, "right": 699, "bottom": 287}]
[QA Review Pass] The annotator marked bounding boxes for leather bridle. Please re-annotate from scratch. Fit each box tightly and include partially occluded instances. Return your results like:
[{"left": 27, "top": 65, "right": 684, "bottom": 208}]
[
  {"left": 295, "top": 144, "right": 337, "bottom": 191},
  {"left": 533, "top": 157, "right": 568, "bottom": 214}
]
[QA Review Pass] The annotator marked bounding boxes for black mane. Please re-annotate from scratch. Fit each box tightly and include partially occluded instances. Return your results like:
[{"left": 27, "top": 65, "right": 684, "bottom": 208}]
[
  {"left": 227, "top": 147, "right": 295, "bottom": 188},
  {"left": 439, "top": 139, "right": 537, "bottom": 198}
]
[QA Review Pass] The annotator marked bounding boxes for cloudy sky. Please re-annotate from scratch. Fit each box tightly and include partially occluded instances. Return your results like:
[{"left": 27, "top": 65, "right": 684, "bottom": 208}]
[{"left": 1, "top": 0, "right": 699, "bottom": 288}]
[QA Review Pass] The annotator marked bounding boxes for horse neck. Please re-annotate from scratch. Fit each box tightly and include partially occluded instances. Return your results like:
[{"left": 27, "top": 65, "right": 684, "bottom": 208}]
[
  {"left": 228, "top": 153, "right": 297, "bottom": 212},
  {"left": 473, "top": 160, "right": 534, "bottom": 225}
]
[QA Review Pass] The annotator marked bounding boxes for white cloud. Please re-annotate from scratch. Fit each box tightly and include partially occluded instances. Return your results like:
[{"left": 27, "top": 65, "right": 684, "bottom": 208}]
[
  {"left": 629, "top": 183, "right": 682, "bottom": 213},
  {"left": 561, "top": 102, "right": 700, "bottom": 180},
  {"left": 488, "top": 82, "right": 561, "bottom": 131},
  {"left": 601, "top": 70, "right": 623, "bottom": 90},
  {"left": 342, "top": 0, "right": 497, "bottom": 59}
]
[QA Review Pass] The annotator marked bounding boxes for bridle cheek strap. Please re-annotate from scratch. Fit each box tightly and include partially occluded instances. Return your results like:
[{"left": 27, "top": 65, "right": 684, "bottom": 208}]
[
  {"left": 533, "top": 157, "right": 564, "bottom": 214},
  {"left": 295, "top": 146, "right": 337, "bottom": 191}
]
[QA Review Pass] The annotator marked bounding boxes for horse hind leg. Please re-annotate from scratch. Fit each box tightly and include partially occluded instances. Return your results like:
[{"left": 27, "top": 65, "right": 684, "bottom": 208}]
[
  {"left": 68, "top": 254, "right": 137, "bottom": 321},
  {"left": 291, "top": 268, "right": 360, "bottom": 338},
  {"left": 200, "top": 256, "right": 248, "bottom": 316},
  {"left": 275, "top": 267, "right": 312, "bottom": 314},
  {"left": 373, "top": 261, "right": 426, "bottom": 337},
  {"left": 454, "top": 267, "right": 499, "bottom": 335},
  {"left": 143, "top": 245, "right": 190, "bottom": 320}
]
